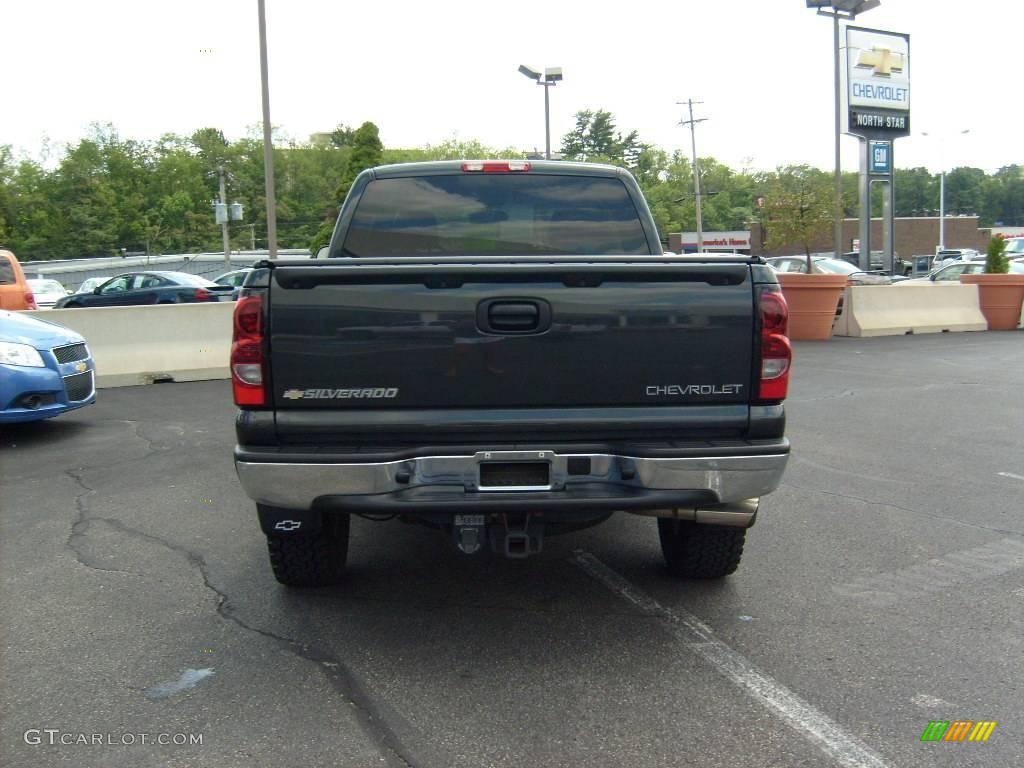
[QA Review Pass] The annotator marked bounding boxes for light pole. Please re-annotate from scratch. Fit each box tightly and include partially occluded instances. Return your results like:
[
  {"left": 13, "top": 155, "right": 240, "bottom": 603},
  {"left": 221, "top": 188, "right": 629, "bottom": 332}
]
[
  {"left": 518, "top": 65, "right": 562, "bottom": 160},
  {"left": 921, "top": 129, "right": 970, "bottom": 252},
  {"left": 807, "top": 0, "right": 880, "bottom": 259},
  {"left": 257, "top": 0, "right": 278, "bottom": 258}
]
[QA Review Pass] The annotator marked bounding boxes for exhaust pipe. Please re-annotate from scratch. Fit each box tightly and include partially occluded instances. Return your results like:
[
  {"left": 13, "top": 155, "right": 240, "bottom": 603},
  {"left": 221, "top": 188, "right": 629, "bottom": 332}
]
[{"left": 628, "top": 498, "right": 759, "bottom": 528}]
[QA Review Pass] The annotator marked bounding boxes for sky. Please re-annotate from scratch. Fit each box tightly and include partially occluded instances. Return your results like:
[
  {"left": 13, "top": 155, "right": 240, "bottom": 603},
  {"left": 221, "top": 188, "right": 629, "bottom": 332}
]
[{"left": 3, "top": 0, "right": 1021, "bottom": 174}]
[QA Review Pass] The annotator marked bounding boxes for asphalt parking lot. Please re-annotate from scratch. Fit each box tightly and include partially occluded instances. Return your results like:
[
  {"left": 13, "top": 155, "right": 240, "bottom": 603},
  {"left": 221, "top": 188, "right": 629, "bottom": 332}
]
[{"left": 2, "top": 332, "right": 1022, "bottom": 768}]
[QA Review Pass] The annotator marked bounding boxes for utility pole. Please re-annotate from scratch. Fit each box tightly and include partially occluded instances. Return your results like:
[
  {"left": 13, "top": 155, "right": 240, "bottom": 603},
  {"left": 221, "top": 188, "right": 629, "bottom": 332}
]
[
  {"left": 213, "top": 167, "right": 244, "bottom": 269},
  {"left": 678, "top": 99, "right": 707, "bottom": 253},
  {"left": 218, "top": 167, "right": 231, "bottom": 269}
]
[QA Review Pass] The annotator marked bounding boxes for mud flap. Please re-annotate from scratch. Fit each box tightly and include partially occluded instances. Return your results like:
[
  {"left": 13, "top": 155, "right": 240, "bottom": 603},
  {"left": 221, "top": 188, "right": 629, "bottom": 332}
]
[{"left": 257, "top": 504, "right": 322, "bottom": 537}]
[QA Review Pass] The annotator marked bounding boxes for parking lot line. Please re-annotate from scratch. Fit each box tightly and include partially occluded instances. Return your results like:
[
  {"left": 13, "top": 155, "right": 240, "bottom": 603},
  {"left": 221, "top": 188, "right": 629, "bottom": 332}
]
[{"left": 572, "top": 550, "right": 892, "bottom": 768}]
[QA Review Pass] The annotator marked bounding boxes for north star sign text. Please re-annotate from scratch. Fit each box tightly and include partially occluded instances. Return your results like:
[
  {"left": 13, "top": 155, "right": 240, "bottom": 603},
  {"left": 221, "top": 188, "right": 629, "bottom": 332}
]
[{"left": 851, "top": 111, "right": 908, "bottom": 130}]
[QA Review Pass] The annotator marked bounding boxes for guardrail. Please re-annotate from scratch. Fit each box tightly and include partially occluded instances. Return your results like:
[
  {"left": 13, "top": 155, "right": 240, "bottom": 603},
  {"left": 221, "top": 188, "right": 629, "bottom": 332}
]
[
  {"left": 28, "top": 303, "right": 234, "bottom": 388},
  {"left": 833, "top": 284, "right": 988, "bottom": 337}
]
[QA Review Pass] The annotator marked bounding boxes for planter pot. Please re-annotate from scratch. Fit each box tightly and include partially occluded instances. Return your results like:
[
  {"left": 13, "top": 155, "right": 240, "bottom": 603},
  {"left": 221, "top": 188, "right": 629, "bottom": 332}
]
[
  {"left": 775, "top": 272, "right": 849, "bottom": 340},
  {"left": 959, "top": 274, "right": 1024, "bottom": 330}
]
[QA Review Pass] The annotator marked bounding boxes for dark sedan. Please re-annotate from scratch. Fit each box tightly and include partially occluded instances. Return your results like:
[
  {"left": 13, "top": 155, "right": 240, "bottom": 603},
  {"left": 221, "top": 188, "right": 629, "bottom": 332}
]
[{"left": 54, "top": 271, "right": 233, "bottom": 308}]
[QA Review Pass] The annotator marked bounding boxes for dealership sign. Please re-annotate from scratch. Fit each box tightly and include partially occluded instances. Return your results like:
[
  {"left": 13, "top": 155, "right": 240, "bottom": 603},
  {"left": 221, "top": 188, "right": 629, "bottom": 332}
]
[
  {"left": 678, "top": 231, "right": 751, "bottom": 252},
  {"left": 844, "top": 26, "right": 910, "bottom": 139}
]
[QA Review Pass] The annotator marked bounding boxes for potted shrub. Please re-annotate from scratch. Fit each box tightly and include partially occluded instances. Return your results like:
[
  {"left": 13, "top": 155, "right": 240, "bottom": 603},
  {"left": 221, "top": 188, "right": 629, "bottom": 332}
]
[
  {"left": 959, "top": 236, "right": 1024, "bottom": 330},
  {"left": 763, "top": 167, "right": 849, "bottom": 340}
]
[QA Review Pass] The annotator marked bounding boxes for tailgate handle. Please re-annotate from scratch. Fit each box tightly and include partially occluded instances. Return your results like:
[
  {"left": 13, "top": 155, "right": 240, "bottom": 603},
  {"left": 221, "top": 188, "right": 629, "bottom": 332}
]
[{"left": 478, "top": 299, "right": 551, "bottom": 334}]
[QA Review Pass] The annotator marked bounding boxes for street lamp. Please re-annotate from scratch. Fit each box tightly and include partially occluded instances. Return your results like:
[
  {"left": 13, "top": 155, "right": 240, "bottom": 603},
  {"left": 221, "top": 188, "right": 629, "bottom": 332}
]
[
  {"left": 518, "top": 64, "right": 562, "bottom": 160},
  {"left": 922, "top": 129, "right": 970, "bottom": 252},
  {"left": 806, "top": 0, "right": 881, "bottom": 259}
]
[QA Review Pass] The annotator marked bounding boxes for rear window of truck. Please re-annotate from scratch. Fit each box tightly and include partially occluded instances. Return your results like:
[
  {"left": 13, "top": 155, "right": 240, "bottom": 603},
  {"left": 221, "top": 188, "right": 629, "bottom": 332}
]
[{"left": 340, "top": 174, "right": 649, "bottom": 257}]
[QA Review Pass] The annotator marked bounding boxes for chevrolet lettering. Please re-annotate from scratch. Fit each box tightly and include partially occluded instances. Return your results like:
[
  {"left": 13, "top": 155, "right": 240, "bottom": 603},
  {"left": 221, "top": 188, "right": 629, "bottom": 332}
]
[
  {"left": 646, "top": 385, "right": 744, "bottom": 396},
  {"left": 231, "top": 160, "right": 792, "bottom": 587}
]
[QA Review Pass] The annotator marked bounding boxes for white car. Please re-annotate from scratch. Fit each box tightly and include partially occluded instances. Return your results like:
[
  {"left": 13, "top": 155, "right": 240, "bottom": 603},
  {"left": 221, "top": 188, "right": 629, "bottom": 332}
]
[
  {"left": 1003, "top": 237, "right": 1024, "bottom": 258},
  {"left": 25, "top": 278, "right": 70, "bottom": 308},
  {"left": 932, "top": 248, "right": 980, "bottom": 268},
  {"left": 73, "top": 276, "right": 108, "bottom": 295}
]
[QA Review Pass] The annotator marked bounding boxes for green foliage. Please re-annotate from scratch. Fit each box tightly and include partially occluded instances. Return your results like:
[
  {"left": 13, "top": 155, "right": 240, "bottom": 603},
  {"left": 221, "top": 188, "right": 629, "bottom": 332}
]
[
  {"left": 985, "top": 235, "right": 1009, "bottom": 274},
  {"left": 308, "top": 121, "right": 384, "bottom": 254},
  {"left": 561, "top": 110, "right": 642, "bottom": 166},
  {"left": 762, "top": 165, "right": 834, "bottom": 265},
  {"left": 336, "top": 122, "right": 383, "bottom": 199},
  {"left": 329, "top": 123, "right": 356, "bottom": 148},
  {"left": 3, "top": 111, "right": 1023, "bottom": 262}
]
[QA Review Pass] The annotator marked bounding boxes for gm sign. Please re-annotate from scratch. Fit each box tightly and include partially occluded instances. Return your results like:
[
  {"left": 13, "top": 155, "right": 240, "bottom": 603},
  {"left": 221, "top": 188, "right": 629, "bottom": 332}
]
[
  {"left": 845, "top": 26, "right": 910, "bottom": 138},
  {"left": 870, "top": 141, "right": 891, "bottom": 175}
]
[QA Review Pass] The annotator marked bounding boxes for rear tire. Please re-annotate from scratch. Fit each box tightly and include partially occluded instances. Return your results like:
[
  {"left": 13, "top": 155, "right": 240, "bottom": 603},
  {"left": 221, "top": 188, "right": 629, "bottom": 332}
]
[
  {"left": 657, "top": 518, "right": 745, "bottom": 579},
  {"left": 266, "top": 513, "right": 350, "bottom": 587}
]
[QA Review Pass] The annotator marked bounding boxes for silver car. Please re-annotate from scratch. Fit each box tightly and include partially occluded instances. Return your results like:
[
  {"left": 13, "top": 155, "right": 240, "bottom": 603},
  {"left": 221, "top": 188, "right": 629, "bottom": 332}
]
[
  {"left": 25, "top": 279, "right": 70, "bottom": 308},
  {"left": 897, "top": 259, "right": 1024, "bottom": 283},
  {"left": 765, "top": 256, "right": 893, "bottom": 285}
]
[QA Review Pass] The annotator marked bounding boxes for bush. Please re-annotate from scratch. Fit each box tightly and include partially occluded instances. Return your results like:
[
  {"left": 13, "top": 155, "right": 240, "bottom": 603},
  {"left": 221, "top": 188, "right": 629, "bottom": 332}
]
[{"left": 985, "top": 236, "right": 1009, "bottom": 274}]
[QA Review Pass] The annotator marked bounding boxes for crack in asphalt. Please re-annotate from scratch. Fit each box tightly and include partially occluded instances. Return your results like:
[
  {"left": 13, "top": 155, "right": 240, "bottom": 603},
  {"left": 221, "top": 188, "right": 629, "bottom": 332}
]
[
  {"left": 65, "top": 469, "right": 140, "bottom": 576},
  {"left": 781, "top": 481, "right": 1024, "bottom": 537},
  {"left": 62, "top": 468, "right": 430, "bottom": 768}
]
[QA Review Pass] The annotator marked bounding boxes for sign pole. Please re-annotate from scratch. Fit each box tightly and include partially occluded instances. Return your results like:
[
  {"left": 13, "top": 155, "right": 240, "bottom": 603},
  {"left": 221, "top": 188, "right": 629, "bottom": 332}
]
[{"left": 859, "top": 140, "right": 871, "bottom": 270}]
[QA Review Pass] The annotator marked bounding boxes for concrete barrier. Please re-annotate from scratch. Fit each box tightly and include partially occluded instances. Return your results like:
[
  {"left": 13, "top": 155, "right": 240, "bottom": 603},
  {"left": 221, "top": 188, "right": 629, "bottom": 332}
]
[
  {"left": 833, "top": 284, "right": 988, "bottom": 337},
  {"left": 29, "top": 303, "right": 234, "bottom": 388}
]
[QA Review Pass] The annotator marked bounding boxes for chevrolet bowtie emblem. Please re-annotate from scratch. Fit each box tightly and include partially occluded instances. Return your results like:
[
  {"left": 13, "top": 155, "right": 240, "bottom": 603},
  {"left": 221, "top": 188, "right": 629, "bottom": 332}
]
[
  {"left": 856, "top": 47, "right": 904, "bottom": 76},
  {"left": 75, "top": 362, "right": 88, "bottom": 373}
]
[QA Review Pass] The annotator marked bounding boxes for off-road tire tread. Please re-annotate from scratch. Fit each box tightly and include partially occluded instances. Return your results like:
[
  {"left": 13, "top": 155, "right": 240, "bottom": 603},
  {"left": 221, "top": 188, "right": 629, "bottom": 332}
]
[
  {"left": 266, "top": 515, "right": 349, "bottom": 587},
  {"left": 658, "top": 518, "right": 745, "bottom": 579}
]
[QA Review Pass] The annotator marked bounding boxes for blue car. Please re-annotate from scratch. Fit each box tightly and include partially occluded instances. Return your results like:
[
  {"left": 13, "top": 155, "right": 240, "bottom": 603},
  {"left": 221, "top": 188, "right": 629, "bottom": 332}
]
[{"left": 0, "top": 310, "right": 97, "bottom": 423}]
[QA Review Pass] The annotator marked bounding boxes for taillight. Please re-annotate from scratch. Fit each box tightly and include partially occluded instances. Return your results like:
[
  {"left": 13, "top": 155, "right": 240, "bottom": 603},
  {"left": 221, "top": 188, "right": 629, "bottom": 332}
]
[
  {"left": 231, "top": 295, "right": 265, "bottom": 406},
  {"left": 25, "top": 291, "right": 37, "bottom": 310},
  {"left": 462, "top": 161, "right": 531, "bottom": 173},
  {"left": 194, "top": 288, "right": 211, "bottom": 301},
  {"left": 757, "top": 286, "right": 791, "bottom": 402}
]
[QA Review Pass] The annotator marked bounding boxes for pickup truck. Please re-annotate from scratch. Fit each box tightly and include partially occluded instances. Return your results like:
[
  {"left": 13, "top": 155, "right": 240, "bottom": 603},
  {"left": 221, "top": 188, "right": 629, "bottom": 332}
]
[{"left": 231, "top": 160, "right": 791, "bottom": 587}]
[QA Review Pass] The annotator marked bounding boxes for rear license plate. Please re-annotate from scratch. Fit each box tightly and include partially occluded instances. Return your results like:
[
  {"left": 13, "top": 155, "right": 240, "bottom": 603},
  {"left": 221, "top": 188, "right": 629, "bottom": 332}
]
[
  {"left": 454, "top": 515, "right": 485, "bottom": 527},
  {"left": 479, "top": 461, "right": 550, "bottom": 489}
]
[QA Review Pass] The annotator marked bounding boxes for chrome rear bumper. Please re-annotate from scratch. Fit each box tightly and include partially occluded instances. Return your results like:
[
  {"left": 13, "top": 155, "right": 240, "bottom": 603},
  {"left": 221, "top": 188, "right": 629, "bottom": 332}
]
[{"left": 235, "top": 447, "right": 789, "bottom": 513}]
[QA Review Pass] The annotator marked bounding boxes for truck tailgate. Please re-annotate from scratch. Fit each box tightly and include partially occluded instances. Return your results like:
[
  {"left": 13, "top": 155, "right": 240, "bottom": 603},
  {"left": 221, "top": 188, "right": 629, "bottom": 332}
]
[{"left": 267, "top": 260, "right": 755, "bottom": 415}]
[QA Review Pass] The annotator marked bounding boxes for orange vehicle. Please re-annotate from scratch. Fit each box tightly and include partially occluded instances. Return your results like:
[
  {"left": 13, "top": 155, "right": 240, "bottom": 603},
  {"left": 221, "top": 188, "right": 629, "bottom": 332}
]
[{"left": 0, "top": 249, "right": 38, "bottom": 311}]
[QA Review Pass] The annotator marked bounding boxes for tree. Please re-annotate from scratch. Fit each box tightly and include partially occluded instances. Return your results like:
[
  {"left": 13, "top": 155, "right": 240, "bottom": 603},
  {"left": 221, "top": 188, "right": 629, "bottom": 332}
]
[
  {"left": 309, "top": 121, "right": 383, "bottom": 253},
  {"left": 895, "top": 167, "right": 936, "bottom": 217},
  {"left": 762, "top": 165, "right": 834, "bottom": 267},
  {"left": 329, "top": 123, "right": 356, "bottom": 148},
  {"left": 984, "top": 235, "right": 1009, "bottom": 274},
  {"left": 561, "top": 110, "right": 642, "bottom": 166}
]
